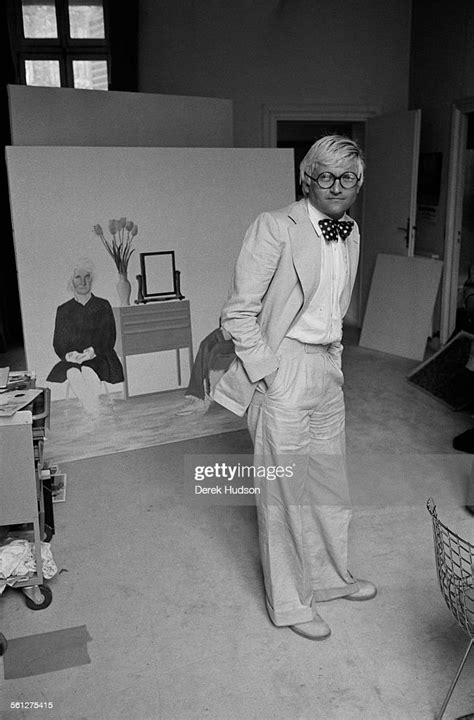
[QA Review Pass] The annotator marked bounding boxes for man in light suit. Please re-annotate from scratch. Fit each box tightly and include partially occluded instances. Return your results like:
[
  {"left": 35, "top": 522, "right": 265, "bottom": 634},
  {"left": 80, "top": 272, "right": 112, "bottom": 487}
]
[{"left": 213, "top": 135, "right": 376, "bottom": 640}]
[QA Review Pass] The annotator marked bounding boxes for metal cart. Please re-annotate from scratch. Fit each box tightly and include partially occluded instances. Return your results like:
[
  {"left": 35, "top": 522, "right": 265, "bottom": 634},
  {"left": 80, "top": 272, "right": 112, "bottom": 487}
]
[{"left": 0, "top": 386, "right": 53, "bottom": 610}]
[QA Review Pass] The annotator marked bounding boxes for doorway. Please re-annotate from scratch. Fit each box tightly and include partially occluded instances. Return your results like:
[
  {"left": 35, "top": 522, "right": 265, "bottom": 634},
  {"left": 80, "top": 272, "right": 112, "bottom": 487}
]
[
  {"left": 270, "top": 114, "right": 368, "bottom": 326},
  {"left": 457, "top": 113, "right": 474, "bottom": 325},
  {"left": 277, "top": 120, "right": 356, "bottom": 199},
  {"left": 443, "top": 99, "right": 474, "bottom": 344}
]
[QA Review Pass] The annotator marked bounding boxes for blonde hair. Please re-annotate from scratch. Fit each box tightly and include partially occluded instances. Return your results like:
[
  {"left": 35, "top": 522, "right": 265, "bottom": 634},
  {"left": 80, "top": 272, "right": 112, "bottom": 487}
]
[{"left": 299, "top": 135, "right": 365, "bottom": 197}]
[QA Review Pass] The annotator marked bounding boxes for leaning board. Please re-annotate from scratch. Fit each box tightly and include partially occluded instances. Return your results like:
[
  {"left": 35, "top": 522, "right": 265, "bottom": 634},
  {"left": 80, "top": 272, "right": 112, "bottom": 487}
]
[
  {"left": 359, "top": 254, "right": 443, "bottom": 360},
  {"left": 407, "top": 330, "right": 474, "bottom": 410}
]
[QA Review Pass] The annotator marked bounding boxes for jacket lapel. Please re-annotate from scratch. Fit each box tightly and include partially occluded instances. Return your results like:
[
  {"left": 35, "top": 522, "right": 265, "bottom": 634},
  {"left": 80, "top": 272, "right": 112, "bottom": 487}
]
[{"left": 287, "top": 200, "right": 321, "bottom": 308}]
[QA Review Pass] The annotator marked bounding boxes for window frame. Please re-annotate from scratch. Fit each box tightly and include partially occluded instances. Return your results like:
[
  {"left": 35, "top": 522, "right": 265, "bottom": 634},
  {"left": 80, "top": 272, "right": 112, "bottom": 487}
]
[{"left": 7, "top": 0, "right": 111, "bottom": 90}]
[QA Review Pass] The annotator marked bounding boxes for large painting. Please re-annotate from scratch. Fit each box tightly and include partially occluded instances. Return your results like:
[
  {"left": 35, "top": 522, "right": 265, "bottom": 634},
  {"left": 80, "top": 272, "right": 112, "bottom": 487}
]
[{"left": 6, "top": 146, "right": 293, "bottom": 398}]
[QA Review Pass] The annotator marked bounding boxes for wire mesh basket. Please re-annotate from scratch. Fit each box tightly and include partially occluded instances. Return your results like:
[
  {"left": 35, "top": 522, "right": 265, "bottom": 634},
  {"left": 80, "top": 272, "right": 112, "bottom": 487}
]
[{"left": 427, "top": 498, "right": 474, "bottom": 719}]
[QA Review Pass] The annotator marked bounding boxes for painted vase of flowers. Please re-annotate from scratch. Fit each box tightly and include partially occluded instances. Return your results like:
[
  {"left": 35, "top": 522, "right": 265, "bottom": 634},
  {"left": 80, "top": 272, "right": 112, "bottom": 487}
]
[
  {"left": 93, "top": 217, "right": 139, "bottom": 306},
  {"left": 116, "top": 272, "right": 132, "bottom": 306}
]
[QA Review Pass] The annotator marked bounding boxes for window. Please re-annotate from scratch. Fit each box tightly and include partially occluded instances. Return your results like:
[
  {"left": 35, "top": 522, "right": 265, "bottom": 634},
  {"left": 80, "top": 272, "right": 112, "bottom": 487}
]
[{"left": 8, "top": 0, "right": 110, "bottom": 90}]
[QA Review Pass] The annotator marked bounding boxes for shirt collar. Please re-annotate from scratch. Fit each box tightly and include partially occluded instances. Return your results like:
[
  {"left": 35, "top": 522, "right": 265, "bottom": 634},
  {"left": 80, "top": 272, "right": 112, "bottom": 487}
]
[{"left": 73, "top": 292, "right": 92, "bottom": 306}]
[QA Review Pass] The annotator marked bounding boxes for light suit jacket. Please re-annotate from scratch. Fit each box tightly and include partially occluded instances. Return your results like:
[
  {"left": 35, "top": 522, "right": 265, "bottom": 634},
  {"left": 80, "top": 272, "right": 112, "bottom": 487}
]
[{"left": 212, "top": 198, "right": 360, "bottom": 416}]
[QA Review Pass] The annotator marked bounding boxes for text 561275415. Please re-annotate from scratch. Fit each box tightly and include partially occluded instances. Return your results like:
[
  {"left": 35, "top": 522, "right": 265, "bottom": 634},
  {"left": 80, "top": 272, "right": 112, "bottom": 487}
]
[{"left": 10, "top": 702, "right": 54, "bottom": 709}]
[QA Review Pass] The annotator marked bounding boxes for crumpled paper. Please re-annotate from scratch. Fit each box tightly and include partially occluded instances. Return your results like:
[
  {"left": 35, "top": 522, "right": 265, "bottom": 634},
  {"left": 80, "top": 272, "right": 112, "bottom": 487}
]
[{"left": 0, "top": 539, "right": 57, "bottom": 594}]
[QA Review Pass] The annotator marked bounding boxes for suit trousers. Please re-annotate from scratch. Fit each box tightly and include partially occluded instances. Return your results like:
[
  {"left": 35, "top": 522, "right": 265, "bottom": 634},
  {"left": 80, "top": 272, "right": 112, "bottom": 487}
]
[{"left": 247, "top": 337, "right": 359, "bottom": 626}]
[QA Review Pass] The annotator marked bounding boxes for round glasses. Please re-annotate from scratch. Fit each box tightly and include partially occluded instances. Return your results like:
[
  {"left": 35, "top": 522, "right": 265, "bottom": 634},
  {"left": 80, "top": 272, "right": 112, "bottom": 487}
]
[{"left": 304, "top": 171, "right": 360, "bottom": 189}]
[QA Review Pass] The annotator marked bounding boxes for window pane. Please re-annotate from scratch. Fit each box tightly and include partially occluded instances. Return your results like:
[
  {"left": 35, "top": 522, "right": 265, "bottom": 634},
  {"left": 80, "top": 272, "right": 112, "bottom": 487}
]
[
  {"left": 22, "top": 1, "right": 58, "bottom": 38},
  {"left": 72, "top": 60, "right": 108, "bottom": 90},
  {"left": 25, "top": 59, "right": 61, "bottom": 86},
  {"left": 68, "top": 1, "right": 105, "bottom": 39}
]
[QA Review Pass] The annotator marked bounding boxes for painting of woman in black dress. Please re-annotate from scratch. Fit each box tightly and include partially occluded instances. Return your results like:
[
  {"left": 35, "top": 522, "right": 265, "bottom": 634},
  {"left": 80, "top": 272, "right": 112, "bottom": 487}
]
[{"left": 47, "top": 258, "right": 123, "bottom": 414}]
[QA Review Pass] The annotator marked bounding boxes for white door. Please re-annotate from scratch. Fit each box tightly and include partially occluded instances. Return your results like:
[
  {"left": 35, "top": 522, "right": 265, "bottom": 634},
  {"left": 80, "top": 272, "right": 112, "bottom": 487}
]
[{"left": 360, "top": 109, "right": 421, "bottom": 318}]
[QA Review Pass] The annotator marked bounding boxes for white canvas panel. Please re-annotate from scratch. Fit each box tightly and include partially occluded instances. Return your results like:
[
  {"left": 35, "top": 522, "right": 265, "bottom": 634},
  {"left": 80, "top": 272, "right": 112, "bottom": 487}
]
[
  {"left": 6, "top": 146, "right": 293, "bottom": 398},
  {"left": 8, "top": 85, "right": 233, "bottom": 147},
  {"left": 359, "top": 254, "right": 443, "bottom": 360}
]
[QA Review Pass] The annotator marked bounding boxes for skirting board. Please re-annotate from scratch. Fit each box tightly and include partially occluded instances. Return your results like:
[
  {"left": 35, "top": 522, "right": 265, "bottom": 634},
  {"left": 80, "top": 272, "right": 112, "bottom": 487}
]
[{"left": 359, "top": 254, "right": 443, "bottom": 360}]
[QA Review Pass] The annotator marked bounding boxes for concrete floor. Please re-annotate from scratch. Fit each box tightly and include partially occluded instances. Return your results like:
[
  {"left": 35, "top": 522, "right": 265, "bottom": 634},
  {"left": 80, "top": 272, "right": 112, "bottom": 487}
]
[{"left": 1, "top": 333, "right": 474, "bottom": 720}]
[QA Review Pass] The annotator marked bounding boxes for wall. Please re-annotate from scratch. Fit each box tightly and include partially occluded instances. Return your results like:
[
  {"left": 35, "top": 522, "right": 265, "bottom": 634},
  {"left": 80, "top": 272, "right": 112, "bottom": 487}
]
[
  {"left": 137, "top": 0, "right": 412, "bottom": 147},
  {"left": 8, "top": 85, "right": 233, "bottom": 147},
  {"left": 6, "top": 146, "right": 293, "bottom": 398}
]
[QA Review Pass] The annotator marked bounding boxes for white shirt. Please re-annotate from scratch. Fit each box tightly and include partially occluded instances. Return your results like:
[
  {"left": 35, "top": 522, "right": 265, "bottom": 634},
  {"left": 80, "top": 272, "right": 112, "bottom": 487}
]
[{"left": 286, "top": 200, "right": 351, "bottom": 345}]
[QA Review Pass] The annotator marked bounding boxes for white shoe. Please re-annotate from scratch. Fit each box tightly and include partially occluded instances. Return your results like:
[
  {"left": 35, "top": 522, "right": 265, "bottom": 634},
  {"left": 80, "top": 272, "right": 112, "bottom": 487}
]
[
  {"left": 344, "top": 579, "right": 377, "bottom": 601},
  {"left": 290, "top": 611, "right": 331, "bottom": 640}
]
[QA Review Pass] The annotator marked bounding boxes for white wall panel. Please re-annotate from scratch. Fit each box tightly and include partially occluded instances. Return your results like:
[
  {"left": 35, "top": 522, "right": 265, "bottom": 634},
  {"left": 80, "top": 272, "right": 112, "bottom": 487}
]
[{"left": 8, "top": 85, "right": 233, "bottom": 147}]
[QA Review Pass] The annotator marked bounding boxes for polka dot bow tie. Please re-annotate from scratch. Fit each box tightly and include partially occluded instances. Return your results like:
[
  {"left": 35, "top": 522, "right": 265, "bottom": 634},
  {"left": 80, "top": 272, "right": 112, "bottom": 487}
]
[{"left": 318, "top": 218, "right": 354, "bottom": 243}]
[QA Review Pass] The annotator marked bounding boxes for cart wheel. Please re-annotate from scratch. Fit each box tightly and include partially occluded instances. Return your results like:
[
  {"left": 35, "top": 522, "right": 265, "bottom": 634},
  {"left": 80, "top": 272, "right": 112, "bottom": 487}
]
[
  {"left": 0, "top": 633, "right": 7, "bottom": 656},
  {"left": 23, "top": 584, "right": 52, "bottom": 610}
]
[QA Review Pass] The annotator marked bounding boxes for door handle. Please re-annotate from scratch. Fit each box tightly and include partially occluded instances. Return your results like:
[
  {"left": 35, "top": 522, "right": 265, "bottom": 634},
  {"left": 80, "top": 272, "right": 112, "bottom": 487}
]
[{"left": 397, "top": 217, "right": 416, "bottom": 248}]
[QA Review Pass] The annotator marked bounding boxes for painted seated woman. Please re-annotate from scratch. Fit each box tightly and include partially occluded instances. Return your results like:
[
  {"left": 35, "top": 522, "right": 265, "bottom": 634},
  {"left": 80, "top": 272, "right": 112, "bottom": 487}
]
[{"left": 47, "top": 259, "right": 124, "bottom": 413}]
